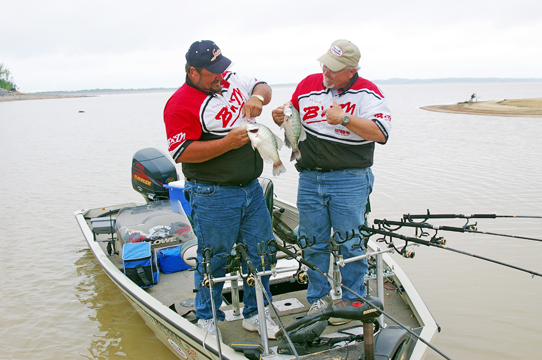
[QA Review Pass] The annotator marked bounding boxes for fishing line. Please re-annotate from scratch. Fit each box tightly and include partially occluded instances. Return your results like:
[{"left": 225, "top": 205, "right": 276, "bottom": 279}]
[
  {"left": 202, "top": 248, "right": 223, "bottom": 360},
  {"left": 375, "top": 218, "right": 542, "bottom": 243},
  {"left": 235, "top": 243, "right": 301, "bottom": 360},
  {"left": 362, "top": 225, "right": 542, "bottom": 278},
  {"left": 267, "top": 239, "right": 452, "bottom": 360}
]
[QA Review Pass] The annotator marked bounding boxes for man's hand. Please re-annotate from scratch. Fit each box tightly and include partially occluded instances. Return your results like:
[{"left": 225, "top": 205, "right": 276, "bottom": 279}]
[
  {"left": 271, "top": 104, "right": 287, "bottom": 126},
  {"left": 223, "top": 126, "right": 250, "bottom": 150},
  {"left": 323, "top": 99, "right": 345, "bottom": 125},
  {"left": 242, "top": 96, "right": 264, "bottom": 119}
]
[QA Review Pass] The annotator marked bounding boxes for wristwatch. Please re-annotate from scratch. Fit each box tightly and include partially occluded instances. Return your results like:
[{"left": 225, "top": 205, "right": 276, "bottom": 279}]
[
  {"left": 342, "top": 114, "right": 351, "bottom": 126},
  {"left": 251, "top": 94, "right": 264, "bottom": 103}
]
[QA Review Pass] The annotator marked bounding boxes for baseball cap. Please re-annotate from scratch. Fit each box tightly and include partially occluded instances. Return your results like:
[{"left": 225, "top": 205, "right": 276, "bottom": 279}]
[
  {"left": 317, "top": 39, "right": 360, "bottom": 72},
  {"left": 186, "top": 40, "right": 232, "bottom": 74}
]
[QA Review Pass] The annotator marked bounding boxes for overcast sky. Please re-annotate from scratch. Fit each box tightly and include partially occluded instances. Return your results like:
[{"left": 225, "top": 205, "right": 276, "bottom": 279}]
[{"left": 2, "top": 0, "right": 542, "bottom": 92}]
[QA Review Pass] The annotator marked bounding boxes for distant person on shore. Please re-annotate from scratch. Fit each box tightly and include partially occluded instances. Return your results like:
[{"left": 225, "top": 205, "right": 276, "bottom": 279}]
[
  {"left": 163, "top": 40, "right": 279, "bottom": 339},
  {"left": 271, "top": 39, "right": 392, "bottom": 324}
]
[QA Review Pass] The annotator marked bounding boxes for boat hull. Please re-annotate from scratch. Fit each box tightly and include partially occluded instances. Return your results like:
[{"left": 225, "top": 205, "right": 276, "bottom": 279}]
[{"left": 75, "top": 197, "right": 438, "bottom": 360}]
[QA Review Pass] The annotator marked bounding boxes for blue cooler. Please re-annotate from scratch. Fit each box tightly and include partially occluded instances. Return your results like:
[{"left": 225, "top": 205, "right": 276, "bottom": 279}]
[{"left": 164, "top": 181, "right": 191, "bottom": 215}]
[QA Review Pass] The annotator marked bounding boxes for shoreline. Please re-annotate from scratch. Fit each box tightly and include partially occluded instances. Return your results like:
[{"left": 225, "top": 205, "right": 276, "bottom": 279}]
[
  {"left": 0, "top": 92, "right": 92, "bottom": 102},
  {"left": 3, "top": 91, "right": 542, "bottom": 118},
  {"left": 421, "top": 98, "right": 542, "bottom": 117}
]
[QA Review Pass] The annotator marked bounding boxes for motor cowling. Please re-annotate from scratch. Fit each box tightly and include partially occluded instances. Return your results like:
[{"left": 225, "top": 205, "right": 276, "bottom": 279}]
[{"left": 131, "top": 148, "right": 178, "bottom": 202}]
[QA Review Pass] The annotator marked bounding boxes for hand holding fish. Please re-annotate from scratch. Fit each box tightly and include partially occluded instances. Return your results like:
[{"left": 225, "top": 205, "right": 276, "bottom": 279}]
[
  {"left": 242, "top": 96, "right": 264, "bottom": 119},
  {"left": 323, "top": 99, "right": 346, "bottom": 125},
  {"left": 223, "top": 126, "right": 250, "bottom": 150},
  {"left": 271, "top": 105, "right": 286, "bottom": 126}
]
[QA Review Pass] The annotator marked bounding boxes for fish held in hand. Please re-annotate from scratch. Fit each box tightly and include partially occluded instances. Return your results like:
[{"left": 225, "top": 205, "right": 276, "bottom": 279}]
[
  {"left": 246, "top": 123, "right": 287, "bottom": 176},
  {"left": 281, "top": 103, "right": 306, "bottom": 161}
]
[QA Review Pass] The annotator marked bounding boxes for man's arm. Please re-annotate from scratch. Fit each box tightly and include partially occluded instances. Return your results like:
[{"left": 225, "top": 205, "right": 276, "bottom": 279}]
[
  {"left": 176, "top": 126, "right": 250, "bottom": 163},
  {"left": 323, "top": 100, "right": 387, "bottom": 143}
]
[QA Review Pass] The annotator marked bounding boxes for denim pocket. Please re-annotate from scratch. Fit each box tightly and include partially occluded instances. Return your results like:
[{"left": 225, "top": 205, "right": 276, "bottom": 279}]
[
  {"left": 346, "top": 168, "right": 370, "bottom": 177},
  {"left": 193, "top": 184, "right": 216, "bottom": 197}
]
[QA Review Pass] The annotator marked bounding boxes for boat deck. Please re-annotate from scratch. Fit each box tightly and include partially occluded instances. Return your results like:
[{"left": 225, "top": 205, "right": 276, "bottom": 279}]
[
  {"left": 82, "top": 202, "right": 430, "bottom": 359},
  {"left": 102, "top": 238, "right": 420, "bottom": 348}
]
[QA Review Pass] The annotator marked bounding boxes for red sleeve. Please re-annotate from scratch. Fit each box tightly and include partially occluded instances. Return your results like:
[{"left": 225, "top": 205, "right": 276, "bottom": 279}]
[
  {"left": 291, "top": 73, "right": 323, "bottom": 111},
  {"left": 164, "top": 85, "right": 207, "bottom": 155}
]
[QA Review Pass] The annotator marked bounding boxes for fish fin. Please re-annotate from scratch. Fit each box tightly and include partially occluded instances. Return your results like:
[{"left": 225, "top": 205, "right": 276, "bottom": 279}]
[
  {"left": 272, "top": 161, "right": 287, "bottom": 176},
  {"left": 298, "top": 126, "right": 307, "bottom": 142},
  {"left": 284, "top": 135, "right": 292, "bottom": 149},
  {"left": 290, "top": 149, "right": 301, "bottom": 161},
  {"left": 273, "top": 133, "right": 284, "bottom": 150}
]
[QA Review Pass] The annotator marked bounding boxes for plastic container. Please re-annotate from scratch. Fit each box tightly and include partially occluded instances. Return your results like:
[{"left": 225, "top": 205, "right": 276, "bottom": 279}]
[{"left": 163, "top": 181, "right": 191, "bottom": 215}]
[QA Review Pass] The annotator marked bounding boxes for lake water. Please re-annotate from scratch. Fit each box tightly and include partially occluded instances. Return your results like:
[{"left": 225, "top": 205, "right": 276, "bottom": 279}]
[{"left": 1, "top": 81, "right": 541, "bottom": 359}]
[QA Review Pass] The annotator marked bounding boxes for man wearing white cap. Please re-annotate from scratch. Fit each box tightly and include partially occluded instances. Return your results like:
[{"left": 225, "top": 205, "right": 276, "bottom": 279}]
[{"left": 272, "top": 39, "right": 392, "bottom": 324}]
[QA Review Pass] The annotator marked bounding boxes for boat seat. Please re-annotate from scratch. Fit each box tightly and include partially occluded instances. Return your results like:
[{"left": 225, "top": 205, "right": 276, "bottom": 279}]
[
  {"left": 276, "top": 197, "right": 371, "bottom": 245},
  {"left": 258, "top": 177, "right": 274, "bottom": 219}
]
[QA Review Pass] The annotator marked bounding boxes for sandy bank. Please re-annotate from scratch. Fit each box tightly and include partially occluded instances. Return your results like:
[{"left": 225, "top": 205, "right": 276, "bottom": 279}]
[
  {"left": 0, "top": 92, "right": 91, "bottom": 102},
  {"left": 421, "top": 98, "right": 542, "bottom": 117}
]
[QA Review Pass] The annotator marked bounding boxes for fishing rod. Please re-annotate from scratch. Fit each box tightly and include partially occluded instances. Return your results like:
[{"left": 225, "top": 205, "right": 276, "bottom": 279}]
[
  {"left": 403, "top": 210, "right": 542, "bottom": 220},
  {"left": 235, "top": 243, "right": 300, "bottom": 360},
  {"left": 267, "top": 239, "right": 452, "bottom": 360},
  {"left": 360, "top": 225, "right": 542, "bottom": 278},
  {"left": 374, "top": 218, "right": 542, "bottom": 243},
  {"left": 201, "top": 248, "right": 223, "bottom": 360}
]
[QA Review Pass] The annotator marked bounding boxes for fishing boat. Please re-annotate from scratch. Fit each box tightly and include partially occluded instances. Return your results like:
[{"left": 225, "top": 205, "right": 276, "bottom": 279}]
[{"left": 74, "top": 147, "right": 440, "bottom": 360}]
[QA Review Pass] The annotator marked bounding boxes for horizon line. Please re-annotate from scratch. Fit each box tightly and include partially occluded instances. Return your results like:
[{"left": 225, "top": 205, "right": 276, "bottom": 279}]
[{"left": 30, "top": 77, "right": 542, "bottom": 94}]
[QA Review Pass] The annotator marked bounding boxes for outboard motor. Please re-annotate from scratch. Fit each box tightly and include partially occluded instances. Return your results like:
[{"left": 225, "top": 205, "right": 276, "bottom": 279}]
[{"left": 131, "top": 148, "right": 178, "bottom": 202}]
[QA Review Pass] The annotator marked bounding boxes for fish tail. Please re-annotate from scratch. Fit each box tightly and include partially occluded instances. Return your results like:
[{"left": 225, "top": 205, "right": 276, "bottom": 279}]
[
  {"left": 290, "top": 149, "right": 301, "bottom": 161},
  {"left": 273, "top": 161, "right": 287, "bottom": 176}
]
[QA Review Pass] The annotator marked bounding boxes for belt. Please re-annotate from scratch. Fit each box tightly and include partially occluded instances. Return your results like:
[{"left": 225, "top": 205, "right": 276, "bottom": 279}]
[
  {"left": 294, "top": 164, "right": 334, "bottom": 173},
  {"left": 185, "top": 178, "right": 252, "bottom": 187}
]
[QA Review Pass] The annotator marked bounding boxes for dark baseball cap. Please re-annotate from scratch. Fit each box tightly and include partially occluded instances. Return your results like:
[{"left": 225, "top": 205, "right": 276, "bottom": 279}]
[{"left": 186, "top": 40, "right": 232, "bottom": 74}]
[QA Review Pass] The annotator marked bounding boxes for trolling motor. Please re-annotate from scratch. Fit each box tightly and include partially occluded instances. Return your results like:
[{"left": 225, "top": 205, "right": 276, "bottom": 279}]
[
  {"left": 267, "top": 239, "right": 451, "bottom": 360},
  {"left": 275, "top": 297, "right": 383, "bottom": 358}
]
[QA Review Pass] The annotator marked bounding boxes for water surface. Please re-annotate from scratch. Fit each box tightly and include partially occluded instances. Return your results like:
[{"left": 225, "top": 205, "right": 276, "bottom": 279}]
[{"left": 1, "top": 82, "right": 541, "bottom": 359}]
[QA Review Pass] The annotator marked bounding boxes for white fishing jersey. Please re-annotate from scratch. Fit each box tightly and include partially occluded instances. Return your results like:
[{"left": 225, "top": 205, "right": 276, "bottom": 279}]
[{"left": 291, "top": 73, "right": 392, "bottom": 171}]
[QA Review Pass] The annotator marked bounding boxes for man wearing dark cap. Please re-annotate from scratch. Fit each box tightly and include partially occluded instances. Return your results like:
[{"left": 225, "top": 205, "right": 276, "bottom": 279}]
[
  {"left": 164, "top": 40, "right": 279, "bottom": 339},
  {"left": 272, "top": 39, "right": 392, "bottom": 325}
]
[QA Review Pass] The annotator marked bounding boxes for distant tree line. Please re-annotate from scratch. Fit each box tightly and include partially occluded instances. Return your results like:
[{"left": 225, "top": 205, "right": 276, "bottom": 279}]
[{"left": 0, "top": 63, "right": 17, "bottom": 91}]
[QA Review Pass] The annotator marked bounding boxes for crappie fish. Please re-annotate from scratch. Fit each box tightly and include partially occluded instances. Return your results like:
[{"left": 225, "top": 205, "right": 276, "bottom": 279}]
[
  {"left": 246, "top": 123, "right": 286, "bottom": 176},
  {"left": 281, "top": 103, "right": 306, "bottom": 161}
]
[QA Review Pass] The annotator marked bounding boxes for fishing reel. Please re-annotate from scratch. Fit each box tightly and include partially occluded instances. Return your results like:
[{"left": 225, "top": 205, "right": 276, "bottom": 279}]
[
  {"left": 231, "top": 242, "right": 278, "bottom": 288},
  {"left": 267, "top": 238, "right": 309, "bottom": 285}
]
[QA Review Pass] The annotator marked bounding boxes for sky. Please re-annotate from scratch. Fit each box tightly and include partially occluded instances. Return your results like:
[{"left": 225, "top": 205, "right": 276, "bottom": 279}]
[{"left": 2, "top": 0, "right": 542, "bottom": 93}]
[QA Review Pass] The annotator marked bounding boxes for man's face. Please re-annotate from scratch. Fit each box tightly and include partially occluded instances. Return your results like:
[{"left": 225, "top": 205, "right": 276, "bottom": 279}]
[
  {"left": 192, "top": 67, "right": 223, "bottom": 93},
  {"left": 321, "top": 64, "right": 355, "bottom": 89}
]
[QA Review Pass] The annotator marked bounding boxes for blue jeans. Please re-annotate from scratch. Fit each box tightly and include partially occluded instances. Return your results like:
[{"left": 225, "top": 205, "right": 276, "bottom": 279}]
[
  {"left": 297, "top": 168, "right": 373, "bottom": 304},
  {"left": 184, "top": 179, "right": 274, "bottom": 321}
]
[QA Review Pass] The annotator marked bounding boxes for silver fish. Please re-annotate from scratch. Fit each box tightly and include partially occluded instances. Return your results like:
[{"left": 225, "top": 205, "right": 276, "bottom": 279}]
[
  {"left": 246, "top": 123, "right": 286, "bottom": 176},
  {"left": 282, "top": 103, "right": 306, "bottom": 161}
]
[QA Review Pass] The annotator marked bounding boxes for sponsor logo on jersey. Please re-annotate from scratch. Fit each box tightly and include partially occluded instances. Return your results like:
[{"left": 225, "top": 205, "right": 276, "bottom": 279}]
[{"left": 168, "top": 132, "right": 186, "bottom": 148}]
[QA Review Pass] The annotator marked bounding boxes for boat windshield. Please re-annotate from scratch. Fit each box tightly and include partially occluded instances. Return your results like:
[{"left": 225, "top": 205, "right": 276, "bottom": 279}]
[{"left": 115, "top": 200, "right": 196, "bottom": 248}]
